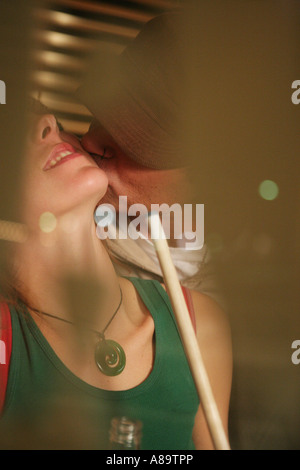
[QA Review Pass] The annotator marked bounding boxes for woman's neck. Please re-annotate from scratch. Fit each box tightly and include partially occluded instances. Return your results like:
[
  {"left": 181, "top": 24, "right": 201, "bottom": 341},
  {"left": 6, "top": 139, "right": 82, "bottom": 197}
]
[{"left": 14, "top": 205, "right": 121, "bottom": 330}]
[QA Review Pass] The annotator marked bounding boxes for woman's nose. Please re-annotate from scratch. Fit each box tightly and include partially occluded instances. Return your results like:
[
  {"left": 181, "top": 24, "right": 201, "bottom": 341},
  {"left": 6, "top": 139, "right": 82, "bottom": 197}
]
[{"left": 33, "top": 114, "right": 60, "bottom": 143}]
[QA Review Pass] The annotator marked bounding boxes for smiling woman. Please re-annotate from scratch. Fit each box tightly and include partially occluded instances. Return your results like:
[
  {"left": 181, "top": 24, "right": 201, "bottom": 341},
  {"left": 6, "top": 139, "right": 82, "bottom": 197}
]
[
  {"left": 43, "top": 145, "right": 79, "bottom": 170},
  {"left": 0, "top": 100, "right": 232, "bottom": 450}
]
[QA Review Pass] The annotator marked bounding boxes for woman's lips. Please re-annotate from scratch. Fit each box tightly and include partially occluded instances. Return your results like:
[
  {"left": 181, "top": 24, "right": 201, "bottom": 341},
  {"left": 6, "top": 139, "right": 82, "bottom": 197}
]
[{"left": 43, "top": 142, "right": 86, "bottom": 171}]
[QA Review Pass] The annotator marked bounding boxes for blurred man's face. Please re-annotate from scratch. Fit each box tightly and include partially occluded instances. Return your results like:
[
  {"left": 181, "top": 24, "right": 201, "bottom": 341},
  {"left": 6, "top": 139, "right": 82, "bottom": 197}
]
[{"left": 81, "top": 119, "right": 193, "bottom": 211}]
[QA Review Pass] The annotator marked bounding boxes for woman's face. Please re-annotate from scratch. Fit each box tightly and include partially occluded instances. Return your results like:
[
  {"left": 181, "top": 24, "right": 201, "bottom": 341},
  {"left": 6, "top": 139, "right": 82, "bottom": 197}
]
[{"left": 22, "top": 113, "right": 108, "bottom": 228}]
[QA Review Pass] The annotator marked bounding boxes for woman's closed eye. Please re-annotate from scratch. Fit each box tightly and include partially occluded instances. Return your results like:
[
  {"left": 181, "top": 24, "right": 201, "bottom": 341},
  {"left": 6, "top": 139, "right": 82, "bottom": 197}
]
[
  {"left": 90, "top": 147, "right": 115, "bottom": 160},
  {"left": 101, "top": 147, "right": 115, "bottom": 159}
]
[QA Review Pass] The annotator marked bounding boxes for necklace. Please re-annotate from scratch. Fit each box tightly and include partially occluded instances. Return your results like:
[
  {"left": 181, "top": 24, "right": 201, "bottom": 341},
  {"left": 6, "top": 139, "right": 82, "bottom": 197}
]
[{"left": 22, "top": 287, "right": 126, "bottom": 377}]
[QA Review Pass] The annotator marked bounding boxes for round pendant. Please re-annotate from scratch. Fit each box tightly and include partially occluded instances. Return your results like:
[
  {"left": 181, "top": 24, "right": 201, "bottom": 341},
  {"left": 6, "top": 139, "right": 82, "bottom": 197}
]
[{"left": 95, "top": 338, "right": 126, "bottom": 376}]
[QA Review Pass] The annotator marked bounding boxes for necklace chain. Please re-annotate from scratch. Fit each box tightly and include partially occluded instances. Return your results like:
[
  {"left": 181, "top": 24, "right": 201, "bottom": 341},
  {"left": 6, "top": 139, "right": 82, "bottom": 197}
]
[
  {"left": 21, "top": 286, "right": 126, "bottom": 376},
  {"left": 22, "top": 286, "right": 123, "bottom": 339}
]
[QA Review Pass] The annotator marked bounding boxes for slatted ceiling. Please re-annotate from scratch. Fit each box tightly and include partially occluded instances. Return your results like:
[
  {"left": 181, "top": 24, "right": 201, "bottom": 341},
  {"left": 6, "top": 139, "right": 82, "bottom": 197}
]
[
  {"left": 33, "top": 30, "right": 119, "bottom": 55},
  {"left": 125, "top": 0, "right": 179, "bottom": 8},
  {"left": 33, "top": 50, "right": 84, "bottom": 73},
  {"left": 30, "top": 0, "right": 180, "bottom": 136},
  {"left": 36, "top": 91, "right": 90, "bottom": 119},
  {"left": 47, "top": 0, "right": 153, "bottom": 22},
  {"left": 37, "top": 91, "right": 91, "bottom": 115},
  {"left": 34, "top": 9, "right": 141, "bottom": 39},
  {"left": 56, "top": 117, "right": 92, "bottom": 135},
  {"left": 47, "top": 0, "right": 177, "bottom": 18},
  {"left": 32, "top": 70, "right": 80, "bottom": 93},
  {"left": 33, "top": 89, "right": 93, "bottom": 135}
]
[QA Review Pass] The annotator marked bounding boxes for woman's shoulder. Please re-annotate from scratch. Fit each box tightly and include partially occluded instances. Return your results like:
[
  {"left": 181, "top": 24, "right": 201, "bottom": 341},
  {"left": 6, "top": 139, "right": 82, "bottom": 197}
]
[
  {"left": 157, "top": 281, "right": 230, "bottom": 340},
  {"left": 189, "top": 290, "right": 230, "bottom": 334},
  {"left": 187, "top": 290, "right": 232, "bottom": 364},
  {"left": 158, "top": 282, "right": 228, "bottom": 327}
]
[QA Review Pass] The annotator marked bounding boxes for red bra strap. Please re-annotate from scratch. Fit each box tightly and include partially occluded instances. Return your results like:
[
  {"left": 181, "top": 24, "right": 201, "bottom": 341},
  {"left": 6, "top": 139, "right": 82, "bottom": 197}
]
[
  {"left": 0, "top": 302, "right": 12, "bottom": 414},
  {"left": 181, "top": 286, "right": 196, "bottom": 333}
]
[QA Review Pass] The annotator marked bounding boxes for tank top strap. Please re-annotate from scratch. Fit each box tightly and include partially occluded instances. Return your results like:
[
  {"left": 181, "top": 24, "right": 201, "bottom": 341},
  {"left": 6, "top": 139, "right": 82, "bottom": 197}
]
[
  {"left": 126, "top": 277, "right": 196, "bottom": 334},
  {"left": 125, "top": 277, "right": 173, "bottom": 319},
  {"left": 124, "top": 277, "right": 185, "bottom": 346}
]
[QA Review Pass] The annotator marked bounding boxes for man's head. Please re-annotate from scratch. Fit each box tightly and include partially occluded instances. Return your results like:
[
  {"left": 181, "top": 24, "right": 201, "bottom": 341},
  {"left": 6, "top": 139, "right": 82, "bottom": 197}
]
[
  {"left": 81, "top": 118, "right": 193, "bottom": 211},
  {"left": 79, "top": 10, "right": 197, "bottom": 210}
]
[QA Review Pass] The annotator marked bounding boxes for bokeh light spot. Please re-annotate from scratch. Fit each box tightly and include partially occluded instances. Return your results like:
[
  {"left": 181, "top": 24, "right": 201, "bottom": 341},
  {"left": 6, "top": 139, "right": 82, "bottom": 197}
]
[
  {"left": 39, "top": 212, "right": 57, "bottom": 233},
  {"left": 259, "top": 180, "right": 279, "bottom": 201}
]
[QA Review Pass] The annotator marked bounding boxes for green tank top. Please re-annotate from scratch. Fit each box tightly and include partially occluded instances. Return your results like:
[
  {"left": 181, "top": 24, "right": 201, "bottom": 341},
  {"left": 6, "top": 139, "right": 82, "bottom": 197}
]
[{"left": 0, "top": 278, "right": 199, "bottom": 450}]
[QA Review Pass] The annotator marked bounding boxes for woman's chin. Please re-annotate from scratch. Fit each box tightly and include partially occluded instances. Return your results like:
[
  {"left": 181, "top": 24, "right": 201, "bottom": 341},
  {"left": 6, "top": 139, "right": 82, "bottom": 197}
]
[
  {"left": 71, "top": 165, "right": 109, "bottom": 203},
  {"left": 21, "top": 165, "right": 109, "bottom": 228}
]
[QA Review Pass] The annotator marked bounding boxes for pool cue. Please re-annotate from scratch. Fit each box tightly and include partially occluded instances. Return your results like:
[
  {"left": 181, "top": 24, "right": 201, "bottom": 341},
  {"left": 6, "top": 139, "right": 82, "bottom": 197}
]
[
  {"left": 148, "top": 212, "right": 230, "bottom": 451},
  {"left": 0, "top": 220, "right": 28, "bottom": 243}
]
